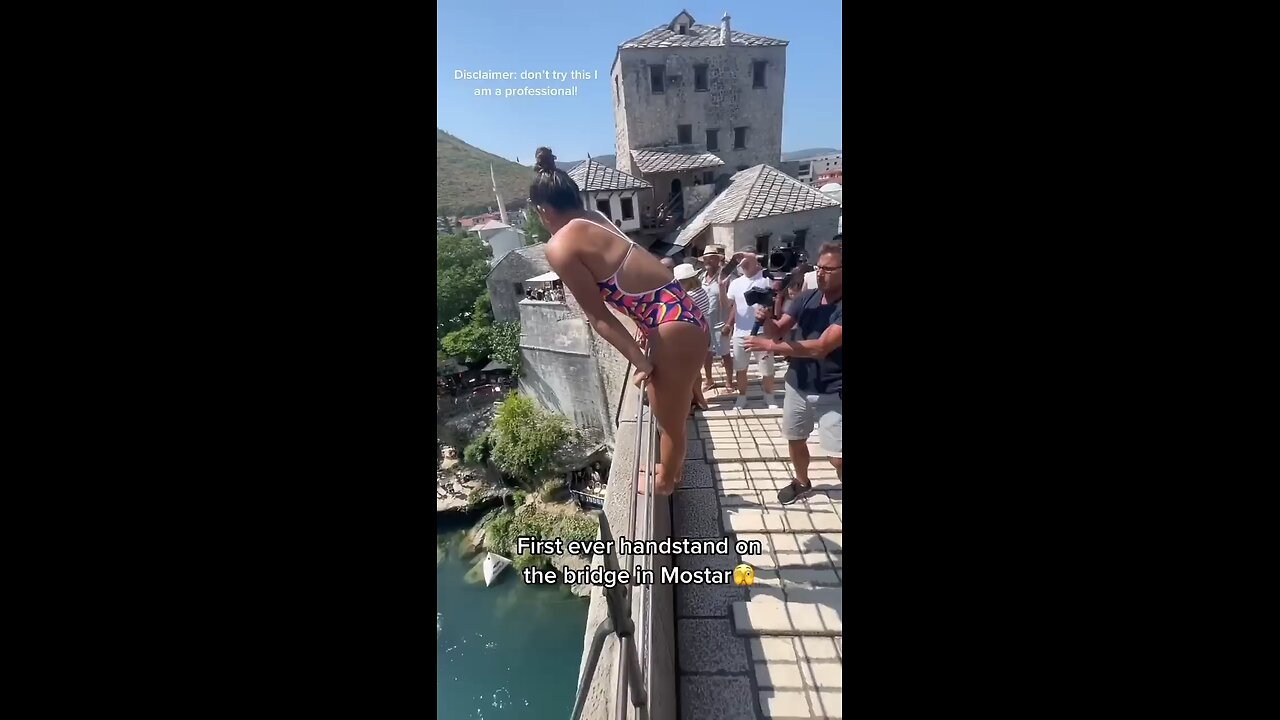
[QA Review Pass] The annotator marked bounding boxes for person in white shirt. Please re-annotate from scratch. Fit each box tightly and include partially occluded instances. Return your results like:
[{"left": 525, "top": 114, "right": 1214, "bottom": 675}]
[
  {"left": 725, "top": 254, "right": 779, "bottom": 410},
  {"left": 699, "top": 245, "right": 744, "bottom": 392}
]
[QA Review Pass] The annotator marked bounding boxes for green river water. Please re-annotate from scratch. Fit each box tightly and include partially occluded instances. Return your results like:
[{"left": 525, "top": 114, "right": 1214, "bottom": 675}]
[{"left": 437, "top": 519, "right": 588, "bottom": 719}]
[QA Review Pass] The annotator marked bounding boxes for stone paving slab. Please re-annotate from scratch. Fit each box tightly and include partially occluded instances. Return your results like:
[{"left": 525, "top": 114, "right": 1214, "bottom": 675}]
[
  {"left": 675, "top": 488, "right": 723, "bottom": 538},
  {"left": 676, "top": 547, "right": 745, "bottom": 617},
  {"left": 681, "top": 460, "right": 715, "bottom": 489},
  {"left": 681, "top": 676, "right": 758, "bottom": 720},
  {"left": 733, "top": 600, "right": 837, "bottom": 636},
  {"left": 675, "top": 360, "right": 842, "bottom": 720},
  {"left": 679, "top": 618, "right": 749, "bottom": 673},
  {"left": 758, "top": 690, "right": 815, "bottom": 719},
  {"left": 808, "top": 690, "right": 843, "bottom": 718}
]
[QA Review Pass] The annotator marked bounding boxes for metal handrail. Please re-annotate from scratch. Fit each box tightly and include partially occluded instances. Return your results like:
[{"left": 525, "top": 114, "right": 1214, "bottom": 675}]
[{"left": 571, "top": 352, "right": 657, "bottom": 720}]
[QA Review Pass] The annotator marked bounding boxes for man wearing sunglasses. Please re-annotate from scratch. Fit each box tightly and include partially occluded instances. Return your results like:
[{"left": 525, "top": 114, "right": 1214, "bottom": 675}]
[{"left": 743, "top": 241, "right": 843, "bottom": 504}]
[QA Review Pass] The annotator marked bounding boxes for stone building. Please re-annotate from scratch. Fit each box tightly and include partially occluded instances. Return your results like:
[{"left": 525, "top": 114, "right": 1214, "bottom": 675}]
[
  {"left": 484, "top": 242, "right": 634, "bottom": 435},
  {"left": 485, "top": 245, "right": 551, "bottom": 323},
  {"left": 611, "top": 11, "right": 787, "bottom": 228},
  {"left": 795, "top": 152, "right": 843, "bottom": 186},
  {"left": 566, "top": 159, "right": 653, "bottom": 233},
  {"left": 672, "top": 164, "right": 841, "bottom": 258},
  {"left": 471, "top": 221, "right": 525, "bottom": 264}
]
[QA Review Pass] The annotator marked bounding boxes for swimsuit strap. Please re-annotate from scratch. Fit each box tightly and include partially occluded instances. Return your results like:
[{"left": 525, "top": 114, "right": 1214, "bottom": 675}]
[{"left": 569, "top": 214, "right": 640, "bottom": 288}]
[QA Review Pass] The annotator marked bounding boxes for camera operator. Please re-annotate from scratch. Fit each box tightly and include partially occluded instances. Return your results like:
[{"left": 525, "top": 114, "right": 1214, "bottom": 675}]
[
  {"left": 742, "top": 242, "right": 842, "bottom": 504},
  {"left": 726, "top": 253, "right": 779, "bottom": 410}
]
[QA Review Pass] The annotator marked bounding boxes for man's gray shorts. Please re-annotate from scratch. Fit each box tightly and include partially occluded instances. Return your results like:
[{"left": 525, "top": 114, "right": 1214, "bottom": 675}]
[
  {"left": 782, "top": 384, "right": 842, "bottom": 457},
  {"left": 708, "top": 321, "right": 727, "bottom": 356}
]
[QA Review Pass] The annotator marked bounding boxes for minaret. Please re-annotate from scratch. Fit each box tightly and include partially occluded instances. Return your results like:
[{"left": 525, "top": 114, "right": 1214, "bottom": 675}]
[{"left": 491, "top": 163, "right": 509, "bottom": 225}]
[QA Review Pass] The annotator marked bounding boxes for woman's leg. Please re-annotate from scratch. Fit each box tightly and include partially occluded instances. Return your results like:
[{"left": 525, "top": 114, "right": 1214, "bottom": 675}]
[
  {"left": 649, "top": 323, "right": 707, "bottom": 494},
  {"left": 691, "top": 373, "right": 709, "bottom": 411}
]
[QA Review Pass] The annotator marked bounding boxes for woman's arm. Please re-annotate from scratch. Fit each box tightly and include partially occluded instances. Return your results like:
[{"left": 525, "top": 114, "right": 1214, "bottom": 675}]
[{"left": 545, "top": 239, "right": 651, "bottom": 371}]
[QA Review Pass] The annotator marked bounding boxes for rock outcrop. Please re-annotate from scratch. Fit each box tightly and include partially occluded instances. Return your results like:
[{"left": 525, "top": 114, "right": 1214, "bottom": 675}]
[
  {"left": 551, "top": 553, "right": 594, "bottom": 597},
  {"left": 437, "top": 465, "right": 506, "bottom": 513}
]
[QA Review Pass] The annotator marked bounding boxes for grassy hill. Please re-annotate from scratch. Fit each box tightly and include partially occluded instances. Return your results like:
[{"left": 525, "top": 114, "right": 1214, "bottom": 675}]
[{"left": 437, "top": 130, "right": 535, "bottom": 216}]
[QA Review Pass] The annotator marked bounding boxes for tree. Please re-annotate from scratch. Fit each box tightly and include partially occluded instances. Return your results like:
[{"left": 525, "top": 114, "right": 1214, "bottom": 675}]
[
  {"left": 523, "top": 212, "right": 548, "bottom": 245},
  {"left": 437, "top": 234, "right": 491, "bottom": 342},
  {"left": 441, "top": 322, "right": 491, "bottom": 363},
  {"left": 489, "top": 393, "right": 571, "bottom": 486},
  {"left": 488, "top": 322, "right": 522, "bottom": 375},
  {"left": 471, "top": 293, "right": 492, "bottom": 326}
]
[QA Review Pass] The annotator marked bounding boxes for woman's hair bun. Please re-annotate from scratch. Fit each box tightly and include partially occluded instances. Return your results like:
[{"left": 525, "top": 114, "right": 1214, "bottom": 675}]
[{"left": 534, "top": 147, "right": 556, "bottom": 174}]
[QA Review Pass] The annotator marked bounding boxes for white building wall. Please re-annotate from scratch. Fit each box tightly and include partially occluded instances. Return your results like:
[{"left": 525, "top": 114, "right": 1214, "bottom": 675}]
[
  {"left": 583, "top": 189, "right": 649, "bottom": 232},
  {"left": 486, "top": 228, "right": 524, "bottom": 262},
  {"left": 713, "top": 207, "right": 841, "bottom": 260},
  {"left": 795, "top": 154, "right": 843, "bottom": 186}
]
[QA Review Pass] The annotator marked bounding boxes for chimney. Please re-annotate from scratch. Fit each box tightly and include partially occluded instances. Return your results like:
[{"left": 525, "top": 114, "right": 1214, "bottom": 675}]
[{"left": 721, "top": 12, "right": 732, "bottom": 45}]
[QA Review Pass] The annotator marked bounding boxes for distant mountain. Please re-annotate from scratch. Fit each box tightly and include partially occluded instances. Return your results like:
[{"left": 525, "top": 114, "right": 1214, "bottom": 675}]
[
  {"left": 560, "top": 154, "right": 616, "bottom": 172},
  {"left": 436, "top": 129, "right": 534, "bottom": 216},
  {"left": 568, "top": 151, "right": 837, "bottom": 167},
  {"left": 782, "top": 148, "right": 841, "bottom": 161}
]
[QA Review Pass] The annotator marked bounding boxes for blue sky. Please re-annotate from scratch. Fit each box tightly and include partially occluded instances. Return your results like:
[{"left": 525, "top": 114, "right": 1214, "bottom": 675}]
[{"left": 437, "top": 0, "right": 842, "bottom": 164}]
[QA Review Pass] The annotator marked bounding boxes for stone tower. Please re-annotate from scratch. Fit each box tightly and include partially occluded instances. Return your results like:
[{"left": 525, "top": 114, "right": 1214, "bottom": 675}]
[{"left": 610, "top": 10, "right": 788, "bottom": 195}]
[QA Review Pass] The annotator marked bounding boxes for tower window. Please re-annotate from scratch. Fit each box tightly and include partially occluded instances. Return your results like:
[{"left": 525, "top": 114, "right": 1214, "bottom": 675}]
[
  {"left": 650, "top": 66, "right": 664, "bottom": 93},
  {"left": 621, "top": 198, "right": 634, "bottom": 220},
  {"left": 678, "top": 124, "right": 692, "bottom": 144},
  {"left": 694, "top": 64, "right": 708, "bottom": 91},
  {"left": 734, "top": 127, "right": 747, "bottom": 149},
  {"left": 596, "top": 200, "right": 612, "bottom": 219},
  {"left": 706, "top": 128, "right": 719, "bottom": 151},
  {"left": 752, "top": 61, "right": 766, "bottom": 88}
]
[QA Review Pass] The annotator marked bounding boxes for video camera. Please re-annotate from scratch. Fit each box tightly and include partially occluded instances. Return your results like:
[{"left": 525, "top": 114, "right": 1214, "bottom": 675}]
[{"left": 745, "top": 237, "right": 808, "bottom": 335}]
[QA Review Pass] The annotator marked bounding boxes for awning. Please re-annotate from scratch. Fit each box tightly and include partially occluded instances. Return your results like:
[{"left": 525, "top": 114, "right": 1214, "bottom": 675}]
[
  {"left": 525, "top": 271, "right": 560, "bottom": 282},
  {"left": 481, "top": 360, "right": 509, "bottom": 372}
]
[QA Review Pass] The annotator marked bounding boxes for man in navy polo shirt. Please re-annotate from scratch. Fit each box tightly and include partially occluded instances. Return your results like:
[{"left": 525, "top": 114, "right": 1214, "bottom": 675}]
[{"left": 743, "top": 241, "right": 843, "bottom": 504}]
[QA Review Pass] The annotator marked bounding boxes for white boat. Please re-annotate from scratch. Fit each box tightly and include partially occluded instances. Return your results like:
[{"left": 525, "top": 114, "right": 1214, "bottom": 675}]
[{"left": 483, "top": 552, "right": 512, "bottom": 587}]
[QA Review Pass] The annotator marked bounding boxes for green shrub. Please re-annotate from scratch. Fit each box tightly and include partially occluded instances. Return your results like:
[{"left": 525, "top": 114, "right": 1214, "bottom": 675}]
[
  {"left": 540, "top": 478, "right": 567, "bottom": 502},
  {"left": 484, "top": 511, "right": 514, "bottom": 554},
  {"left": 556, "top": 515, "right": 599, "bottom": 545},
  {"left": 490, "top": 394, "right": 570, "bottom": 483},
  {"left": 513, "top": 490, "right": 527, "bottom": 507},
  {"left": 510, "top": 506, "right": 555, "bottom": 541},
  {"left": 513, "top": 552, "right": 548, "bottom": 573},
  {"left": 463, "top": 432, "right": 492, "bottom": 466}
]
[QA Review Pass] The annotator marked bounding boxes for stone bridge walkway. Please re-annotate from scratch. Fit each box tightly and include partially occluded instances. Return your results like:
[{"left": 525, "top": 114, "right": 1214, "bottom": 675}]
[{"left": 674, "top": 359, "right": 843, "bottom": 720}]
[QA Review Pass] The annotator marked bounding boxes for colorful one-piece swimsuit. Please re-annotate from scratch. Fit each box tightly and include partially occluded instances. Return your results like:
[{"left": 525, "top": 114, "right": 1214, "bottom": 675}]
[{"left": 572, "top": 216, "right": 708, "bottom": 335}]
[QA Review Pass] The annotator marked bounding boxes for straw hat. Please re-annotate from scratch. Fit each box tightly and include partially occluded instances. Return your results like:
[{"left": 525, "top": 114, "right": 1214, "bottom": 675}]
[{"left": 700, "top": 244, "right": 725, "bottom": 259}]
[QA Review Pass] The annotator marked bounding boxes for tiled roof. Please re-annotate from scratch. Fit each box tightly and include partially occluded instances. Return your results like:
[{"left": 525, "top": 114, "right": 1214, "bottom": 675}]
[
  {"left": 486, "top": 243, "right": 548, "bottom": 279},
  {"left": 674, "top": 165, "right": 841, "bottom": 246},
  {"left": 472, "top": 220, "right": 511, "bottom": 231},
  {"left": 567, "top": 159, "right": 652, "bottom": 191},
  {"left": 631, "top": 149, "right": 724, "bottom": 174},
  {"left": 620, "top": 23, "right": 787, "bottom": 49}
]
